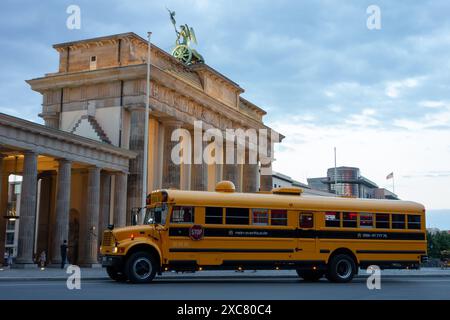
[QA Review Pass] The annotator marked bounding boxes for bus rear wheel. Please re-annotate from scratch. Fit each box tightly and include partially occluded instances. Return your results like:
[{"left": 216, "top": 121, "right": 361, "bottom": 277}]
[
  {"left": 326, "top": 254, "right": 356, "bottom": 283},
  {"left": 125, "top": 251, "right": 157, "bottom": 284},
  {"left": 296, "top": 269, "right": 323, "bottom": 282},
  {"left": 106, "top": 266, "right": 127, "bottom": 282}
]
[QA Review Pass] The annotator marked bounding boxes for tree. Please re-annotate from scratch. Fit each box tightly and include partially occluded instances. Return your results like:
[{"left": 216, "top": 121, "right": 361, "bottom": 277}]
[{"left": 427, "top": 231, "right": 450, "bottom": 258}]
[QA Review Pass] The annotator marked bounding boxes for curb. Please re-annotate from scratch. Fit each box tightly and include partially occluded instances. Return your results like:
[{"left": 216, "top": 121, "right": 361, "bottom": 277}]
[{"left": 0, "top": 274, "right": 449, "bottom": 282}]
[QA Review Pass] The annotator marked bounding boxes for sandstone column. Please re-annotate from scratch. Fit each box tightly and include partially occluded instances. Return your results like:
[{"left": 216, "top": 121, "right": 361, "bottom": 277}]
[
  {"left": 162, "top": 121, "right": 182, "bottom": 189},
  {"left": 191, "top": 134, "right": 208, "bottom": 191},
  {"left": 259, "top": 139, "right": 273, "bottom": 192},
  {"left": 79, "top": 167, "right": 100, "bottom": 266},
  {"left": 180, "top": 126, "right": 192, "bottom": 190},
  {"left": 51, "top": 159, "right": 71, "bottom": 264},
  {"left": 147, "top": 118, "right": 161, "bottom": 192},
  {"left": 114, "top": 172, "right": 128, "bottom": 227},
  {"left": 98, "top": 171, "right": 111, "bottom": 247},
  {"left": 127, "top": 106, "right": 146, "bottom": 216},
  {"left": 36, "top": 172, "right": 53, "bottom": 257},
  {"left": 0, "top": 155, "right": 7, "bottom": 266},
  {"left": 242, "top": 147, "right": 258, "bottom": 193},
  {"left": 223, "top": 141, "right": 241, "bottom": 191},
  {"left": 15, "top": 151, "right": 38, "bottom": 266}
]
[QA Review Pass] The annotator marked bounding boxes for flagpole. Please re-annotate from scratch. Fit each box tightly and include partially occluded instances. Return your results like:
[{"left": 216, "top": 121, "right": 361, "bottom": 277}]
[
  {"left": 142, "top": 32, "right": 152, "bottom": 213},
  {"left": 334, "top": 147, "right": 338, "bottom": 197}
]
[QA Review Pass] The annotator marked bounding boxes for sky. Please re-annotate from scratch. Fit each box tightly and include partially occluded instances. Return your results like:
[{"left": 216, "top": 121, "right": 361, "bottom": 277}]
[{"left": 0, "top": 0, "right": 449, "bottom": 228}]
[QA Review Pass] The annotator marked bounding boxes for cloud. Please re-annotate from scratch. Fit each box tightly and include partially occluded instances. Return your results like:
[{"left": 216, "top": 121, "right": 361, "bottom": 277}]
[
  {"left": 328, "top": 104, "right": 342, "bottom": 113},
  {"left": 419, "top": 100, "right": 449, "bottom": 108},
  {"left": 345, "top": 108, "right": 379, "bottom": 126},
  {"left": 270, "top": 117, "right": 450, "bottom": 210},
  {"left": 394, "top": 103, "right": 450, "bottom": 129},
  {"left": 385, "top": 77, "right": 421, "bottom": 98}
]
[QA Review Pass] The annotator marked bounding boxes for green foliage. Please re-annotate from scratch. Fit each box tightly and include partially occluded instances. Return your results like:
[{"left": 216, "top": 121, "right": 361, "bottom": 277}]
[{"left": 427, "top": 231, "right": 450, "bottom": 258}]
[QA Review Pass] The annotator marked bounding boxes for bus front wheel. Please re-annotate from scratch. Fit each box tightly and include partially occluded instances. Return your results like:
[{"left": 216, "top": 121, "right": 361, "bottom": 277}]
[
  {"left": 125, "top": 251, "right": 157, "bottom": 284},
  {"left": 106, "top": 266, "right": 127, "bottom": 282},
  {"left": 296, "top": 269, "right": 323, "bottom": 282},
  {"left": 326, "top": 254, "right": 357, "bottom": 283}
]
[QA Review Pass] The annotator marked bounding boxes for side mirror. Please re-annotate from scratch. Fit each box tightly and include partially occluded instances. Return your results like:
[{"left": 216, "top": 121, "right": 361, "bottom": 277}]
[{"left": 107, "top": 224, "right": 114, "bottom": 230}]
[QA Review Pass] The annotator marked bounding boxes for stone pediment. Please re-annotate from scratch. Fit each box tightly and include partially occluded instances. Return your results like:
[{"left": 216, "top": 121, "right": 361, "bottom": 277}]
[{"left": 70, "top": 115, "right": 111, "bottom": 144}]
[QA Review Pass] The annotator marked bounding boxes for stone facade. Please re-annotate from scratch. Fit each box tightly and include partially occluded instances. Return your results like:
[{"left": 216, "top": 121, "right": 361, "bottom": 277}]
[{"left": 0, "top": 32, "right": 282, "bottom": 267}]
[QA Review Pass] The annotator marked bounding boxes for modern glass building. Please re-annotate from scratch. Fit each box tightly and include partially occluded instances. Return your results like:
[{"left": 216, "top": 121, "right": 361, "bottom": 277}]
[{"left": 307, "top": 167, "right": 398, "bottom": 200}]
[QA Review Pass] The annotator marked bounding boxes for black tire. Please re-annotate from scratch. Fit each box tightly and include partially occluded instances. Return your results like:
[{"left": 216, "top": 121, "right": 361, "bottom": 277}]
[
  {"left": 106, "top": 266, "right": 127, "bottom": 282},
  {"left": 125, "top": 251, "right": 157, "bottom": 284},
  {"left": 326, "top": 254, "right": 357, "bottom": 283},
  {"left": 296, "top": 269, "right": 323, "bottom": 282}
]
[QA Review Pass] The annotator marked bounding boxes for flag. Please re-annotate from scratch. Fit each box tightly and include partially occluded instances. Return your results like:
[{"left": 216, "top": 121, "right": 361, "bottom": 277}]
[{"left": 386, "top": 172, "right": 394, "bottom": 180}]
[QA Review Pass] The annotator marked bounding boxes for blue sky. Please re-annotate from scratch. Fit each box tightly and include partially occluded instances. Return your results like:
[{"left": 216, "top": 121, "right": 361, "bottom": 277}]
[{"left": 1, "top": 0, "right": 449, "bottom": 228}]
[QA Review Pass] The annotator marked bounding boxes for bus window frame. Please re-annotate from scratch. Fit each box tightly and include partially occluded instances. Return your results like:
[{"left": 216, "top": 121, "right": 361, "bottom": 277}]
[
  {"left": 324, "top": 211, "right": 342, "bottom": 228},
  {"left": 359, "top": 212, "right": 374, "bottom": 229},
  {"left": 270, "top": 209, "right": 288, "bottom": 226},
  {"left": 342, "top": 212, "right": 358, "bottom": 228},
  {"left": 392, "top": 213, "right": 407, "bottom": 229},
  {"left": 299, "top": 212, "right": 314, "bottom": 229},
  {"left": 204, "top": 206, "right": 224, "bottom": 225},
  {"left": 225, "top": 207, "right": 251, "bottom": 226},
  {"left": 170, "top": 206, "right": 195, "bottom": 224},
  {"left": 375, "top": 213, "right": 391, "bottom": 229},
  {"left": 252, "top": 208, "right": 269, "bottom": 226},
  {"left": 407, "top": 214, "right": 422, "bottom": 230}
]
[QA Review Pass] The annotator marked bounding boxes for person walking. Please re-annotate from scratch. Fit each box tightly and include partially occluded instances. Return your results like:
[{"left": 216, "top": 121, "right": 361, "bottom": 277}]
[
  {"left": 7, "top": 252, "right": 13, "bottom": 267},
  {"left": 60, "top": 240, "right": 68, "bottom": 269},
  {"left": 39, "top": 250, "right": 47, "bottom": 268}
]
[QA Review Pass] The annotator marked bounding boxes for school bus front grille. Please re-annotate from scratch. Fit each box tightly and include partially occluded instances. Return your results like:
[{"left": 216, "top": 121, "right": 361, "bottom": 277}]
[{"left": 102, "top": 231, "right": 114, "bottom": 247}]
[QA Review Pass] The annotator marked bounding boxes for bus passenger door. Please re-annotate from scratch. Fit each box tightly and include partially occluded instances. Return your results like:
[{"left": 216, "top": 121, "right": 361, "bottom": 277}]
[
  {"left": 166, "top": 205, "right": 197, "bottom": 267},
  {"left": 297, "top": 212, "right": 316, "bottom": 257}
]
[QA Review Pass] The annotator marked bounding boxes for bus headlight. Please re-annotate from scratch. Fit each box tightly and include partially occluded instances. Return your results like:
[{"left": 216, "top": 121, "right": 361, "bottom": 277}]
[{"left": 113, "top": 247, "right": 118, "bottom": 254}]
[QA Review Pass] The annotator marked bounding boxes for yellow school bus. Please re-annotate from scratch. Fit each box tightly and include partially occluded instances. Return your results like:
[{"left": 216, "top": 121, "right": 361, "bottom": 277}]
[{"left": 100, "top": 181, "right": 427, "bottom": 283}]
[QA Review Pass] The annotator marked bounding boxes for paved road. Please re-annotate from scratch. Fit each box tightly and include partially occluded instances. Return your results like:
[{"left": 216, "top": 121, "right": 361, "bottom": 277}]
[{"left": 1, "top": 276, "right": 449, "bottom": 300}]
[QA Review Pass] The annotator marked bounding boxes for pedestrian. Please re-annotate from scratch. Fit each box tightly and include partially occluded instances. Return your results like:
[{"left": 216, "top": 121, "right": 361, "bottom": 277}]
[
  {"left": 7, "top": 252, "right": 13, "bottom": 267},
  {"left": 60, "top": 240, "right": 68, "bottom": 269},
  {"left": 39, "top": 250, "right": 47, "bottom": 268}
]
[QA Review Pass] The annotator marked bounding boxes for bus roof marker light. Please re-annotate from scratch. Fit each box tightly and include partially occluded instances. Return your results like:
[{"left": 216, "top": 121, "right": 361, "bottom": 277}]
[
  {"left": 215, "top": 181, "right": 236, "bottom": 193},
  {"left": 272, "top": 187, "right": 303, "bottom": 196}
]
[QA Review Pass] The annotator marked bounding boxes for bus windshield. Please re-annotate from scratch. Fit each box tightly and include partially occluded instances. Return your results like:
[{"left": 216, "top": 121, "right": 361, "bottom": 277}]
[{"left": 144, "top": 204, "right": 168, "bottom": 225}]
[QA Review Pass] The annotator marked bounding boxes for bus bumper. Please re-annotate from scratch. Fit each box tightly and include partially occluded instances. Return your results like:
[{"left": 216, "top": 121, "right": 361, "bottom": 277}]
[{"left": 101, "top": 256, "right": 124, "bottom": 269}]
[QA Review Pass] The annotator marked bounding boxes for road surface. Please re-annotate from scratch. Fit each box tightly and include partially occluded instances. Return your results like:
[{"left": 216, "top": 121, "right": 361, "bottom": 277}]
[{"left": 1, "top": 276, "right": 449, "bottom": 300}]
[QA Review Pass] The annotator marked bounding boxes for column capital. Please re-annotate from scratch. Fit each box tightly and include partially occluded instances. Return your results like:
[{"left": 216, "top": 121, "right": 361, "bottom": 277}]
[
  {"left": 125, "top": 104, "right": 146, "bottom": 112},
  {"left": 23, "top": 150, "right": 37, "bottom": 156},
  {"left": 57, "top": 158, "right": 72, "bottom": 164},
  {"left": 162, "top": 119, "right": 184, "bottom": 128}
]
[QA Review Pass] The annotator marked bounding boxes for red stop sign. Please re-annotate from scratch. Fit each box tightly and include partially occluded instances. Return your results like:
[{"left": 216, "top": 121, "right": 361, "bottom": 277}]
[{"left": 189, "top": 225, "right": 204, "bottom": 241}]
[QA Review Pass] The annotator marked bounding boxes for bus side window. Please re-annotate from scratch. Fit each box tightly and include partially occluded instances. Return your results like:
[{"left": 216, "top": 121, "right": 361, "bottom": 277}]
[
  {"left": 205, "top": 207, "right": 223, "bottom": 224},
  {"left": 376, "top": 213, "right": 390, "bottom": 229},
  {"left": 171, "top": 206, "right": 194, "bottom": 224},
  {"left": 271, "top": 210, "right": 287, "bottom": 226},
  {"left": 299, "top": 213, "right": 314, "bottom": 228},
  {"left": 252, "top": 208, "right": 269, "bottom": 225},
  {"left": 392, "top": 214, "right": 406, "bottom": 229},
  {"left": 343, "top": 212, "right": 357, "bottom": 228},
  {"left": 407, "top": 215, "right": 421, "bottom": 230},
  {"left": 359, "top": 213, "right": 374, "bottom": 228},
  {"left": 226, "top": 208, "right": 249, "bottom": 225},
  {"left": 325, "top": 212, "right": 341, "bottom": 227}
]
